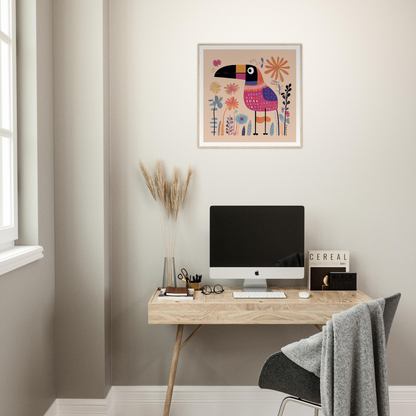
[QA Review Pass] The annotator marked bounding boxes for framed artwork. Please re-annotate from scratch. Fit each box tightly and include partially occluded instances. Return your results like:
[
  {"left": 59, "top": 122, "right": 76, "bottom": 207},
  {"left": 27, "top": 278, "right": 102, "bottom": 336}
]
[{"left": 198, "top": 44, "right": 302, "bottom": 148}]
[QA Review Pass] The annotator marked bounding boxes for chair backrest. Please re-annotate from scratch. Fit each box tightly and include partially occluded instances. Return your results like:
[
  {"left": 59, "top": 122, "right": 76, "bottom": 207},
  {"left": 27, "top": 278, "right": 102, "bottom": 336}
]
[{"left": 383, "top": 293, "right": 401, "bottom": 345}]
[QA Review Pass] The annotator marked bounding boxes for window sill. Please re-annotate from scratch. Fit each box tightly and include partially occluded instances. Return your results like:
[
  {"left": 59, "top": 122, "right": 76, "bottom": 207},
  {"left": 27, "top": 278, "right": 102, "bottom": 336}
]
[{"left": 0, "top": 245, "right": 44, "bottom": 276}]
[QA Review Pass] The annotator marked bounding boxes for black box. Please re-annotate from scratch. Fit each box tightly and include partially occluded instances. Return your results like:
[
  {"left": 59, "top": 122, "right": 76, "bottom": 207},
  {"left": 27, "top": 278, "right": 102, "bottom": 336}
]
[{"left": 329, "top": 272, "right": 357, "bottom": 290}]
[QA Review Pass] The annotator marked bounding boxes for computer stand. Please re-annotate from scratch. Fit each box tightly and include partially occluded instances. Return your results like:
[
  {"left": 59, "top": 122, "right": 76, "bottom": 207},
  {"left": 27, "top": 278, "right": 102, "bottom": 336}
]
[{"left": 242, "top": 279, "right": 270, "bottom": 292}]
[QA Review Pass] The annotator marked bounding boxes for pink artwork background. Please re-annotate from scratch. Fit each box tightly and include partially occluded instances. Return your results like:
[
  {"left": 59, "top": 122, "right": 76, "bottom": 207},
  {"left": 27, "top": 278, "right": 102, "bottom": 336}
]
[{"left": 201, "top": 48, "right": 298, "bottom": 143}]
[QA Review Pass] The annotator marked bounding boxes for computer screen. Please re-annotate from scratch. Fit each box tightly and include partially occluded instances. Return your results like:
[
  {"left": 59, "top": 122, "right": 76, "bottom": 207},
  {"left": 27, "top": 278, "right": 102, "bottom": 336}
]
[{"left": 209, "top": 205, "right": 305, "bottom": 289}]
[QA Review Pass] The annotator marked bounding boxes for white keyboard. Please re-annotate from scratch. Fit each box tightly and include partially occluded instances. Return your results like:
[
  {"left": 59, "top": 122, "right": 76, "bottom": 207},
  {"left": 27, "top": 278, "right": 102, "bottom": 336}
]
[{"left": 233, "top": 291, "right": 286, "bottom": 299}]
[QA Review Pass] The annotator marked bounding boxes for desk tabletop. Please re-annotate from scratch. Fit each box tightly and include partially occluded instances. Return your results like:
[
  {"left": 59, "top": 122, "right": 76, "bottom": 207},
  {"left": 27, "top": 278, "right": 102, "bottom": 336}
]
[{"left": 148, "top": 287, "right": 372, "bottom": 325}]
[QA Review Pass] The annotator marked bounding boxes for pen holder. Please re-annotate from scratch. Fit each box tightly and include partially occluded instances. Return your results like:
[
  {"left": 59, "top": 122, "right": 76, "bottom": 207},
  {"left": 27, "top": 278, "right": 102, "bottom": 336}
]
[{"left": 187, "top": 282, "right": 201, "bottom": 290}]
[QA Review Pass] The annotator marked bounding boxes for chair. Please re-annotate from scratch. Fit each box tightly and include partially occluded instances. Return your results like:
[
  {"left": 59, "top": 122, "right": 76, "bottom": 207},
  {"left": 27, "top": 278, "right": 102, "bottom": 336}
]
[{"left": 258, "top": 293, "right": 401, "bottom": 416}]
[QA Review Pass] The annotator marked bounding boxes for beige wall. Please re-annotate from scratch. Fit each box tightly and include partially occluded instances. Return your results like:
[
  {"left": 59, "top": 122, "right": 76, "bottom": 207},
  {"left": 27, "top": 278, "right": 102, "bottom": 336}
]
[
  {"left": 54, "top": 0, "right": 111, "bottom": 399},
  {"left": 110, "top": 0, "right": 416, "bottom": 386},
  {"left": 0, "top": 1, "right": 56, "bottom": 415},
  {"left": 2, "top": 1, "right": 415, "bottom": 413}
]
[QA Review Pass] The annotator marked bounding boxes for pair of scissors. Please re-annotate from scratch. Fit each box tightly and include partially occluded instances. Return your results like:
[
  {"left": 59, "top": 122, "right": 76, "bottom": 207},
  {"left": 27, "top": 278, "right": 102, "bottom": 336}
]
[{"left": 177, "top": 268, "right": 190, "bottom": 283}]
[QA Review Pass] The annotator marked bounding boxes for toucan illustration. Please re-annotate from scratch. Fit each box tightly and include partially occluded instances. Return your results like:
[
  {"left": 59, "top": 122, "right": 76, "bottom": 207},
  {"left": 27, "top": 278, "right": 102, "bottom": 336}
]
[{"left": 215, "top": 64, "right": 278, "bottom": 135}]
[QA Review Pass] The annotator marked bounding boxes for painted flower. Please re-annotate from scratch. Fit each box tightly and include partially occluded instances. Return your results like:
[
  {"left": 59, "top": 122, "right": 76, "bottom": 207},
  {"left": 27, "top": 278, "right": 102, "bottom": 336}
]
[
  {"left": 224, "top": 83, "right": 240, "bottom": 95},
  {"left": 235, "top": 113, "right": 248, "bottom": 125},
  {"left": 286, "top": 111, "right": 290, "bottom": 117},
  {"left": 225, "top": 96, "right": 239, "bottom": 111},
  {"left": 209, "top": 81, "right": 221, "bottom": 94},
  {"left": 213, "top": 60, "right": 222, "bottom": 67},
  {"left": 209, "top": 95, "right": 223, "bottom": 109},
  {"left": 265, "top": 57, "right": 290, "bottom": 82},
  {"left": 281, "top": 107, "right": 285, "bottom": 112}
]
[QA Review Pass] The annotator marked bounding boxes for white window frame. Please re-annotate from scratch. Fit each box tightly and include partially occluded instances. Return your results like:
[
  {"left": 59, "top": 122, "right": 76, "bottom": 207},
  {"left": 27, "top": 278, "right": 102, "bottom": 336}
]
[
  {"left": 0, "top": 0, "right": 43, "bottom": 274},
  {"left": 0, "top": 0, "right": 17, "bottom": 247}
]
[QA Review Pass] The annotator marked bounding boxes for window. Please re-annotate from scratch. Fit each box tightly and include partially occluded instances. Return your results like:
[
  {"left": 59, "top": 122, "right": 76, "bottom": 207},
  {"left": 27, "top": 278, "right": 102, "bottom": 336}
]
[
  {"left": 0, "top": 0, "right": 43, "bottom": 273},
  {"left": 0, "top": 0, "right": 17, "bottom": 247}
]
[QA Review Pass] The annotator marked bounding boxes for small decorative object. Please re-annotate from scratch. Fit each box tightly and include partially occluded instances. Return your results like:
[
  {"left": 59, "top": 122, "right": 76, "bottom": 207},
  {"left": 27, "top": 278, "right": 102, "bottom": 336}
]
[
  {"left": 308, "top": 250, "right": 350, "bottom": 291},
  {"left": 198, "top": 44, "right": 302, "bottom": 148},
  {"left": 139, "top": 160, "right": 193, "bottom": 287}
]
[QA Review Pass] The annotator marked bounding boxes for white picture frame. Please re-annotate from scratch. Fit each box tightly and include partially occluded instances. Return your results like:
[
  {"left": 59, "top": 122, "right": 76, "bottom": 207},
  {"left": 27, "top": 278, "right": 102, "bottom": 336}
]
[{"left": 198, "top": 44, "right": 302, "bottom": 148}]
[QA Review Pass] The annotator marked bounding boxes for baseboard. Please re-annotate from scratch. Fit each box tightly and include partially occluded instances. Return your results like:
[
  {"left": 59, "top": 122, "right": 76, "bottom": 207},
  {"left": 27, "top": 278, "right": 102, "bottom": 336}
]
[
  {"left": 112, "top": 386, "right": 289, "bottom": 416},
  {"left": 44, "top": 389, "right": 114, "bottom": 416},
  {"left": 389, "top": 386, "right": 416, "bottom": 416},
  {"left": 44, "top": 385, "right": 416, "bottom": 416}
]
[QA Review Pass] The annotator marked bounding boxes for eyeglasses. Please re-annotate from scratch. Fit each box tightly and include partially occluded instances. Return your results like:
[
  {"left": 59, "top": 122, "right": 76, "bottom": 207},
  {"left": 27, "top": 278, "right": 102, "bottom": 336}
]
[{"left": 201, "top": 284, "right": 224, "bottom": 295}]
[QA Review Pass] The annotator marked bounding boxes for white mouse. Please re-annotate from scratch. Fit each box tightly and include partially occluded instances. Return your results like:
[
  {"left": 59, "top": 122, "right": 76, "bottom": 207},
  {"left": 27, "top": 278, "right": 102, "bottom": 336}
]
[{"left": 299, "top": 291, "right": 311, "bottom": 299}]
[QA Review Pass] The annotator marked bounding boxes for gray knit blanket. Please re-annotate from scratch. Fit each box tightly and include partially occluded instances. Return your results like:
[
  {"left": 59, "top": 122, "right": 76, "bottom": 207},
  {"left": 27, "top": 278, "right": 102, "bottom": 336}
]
[{"left": 282, "top": 299, "right": 389, "bottom": 416}]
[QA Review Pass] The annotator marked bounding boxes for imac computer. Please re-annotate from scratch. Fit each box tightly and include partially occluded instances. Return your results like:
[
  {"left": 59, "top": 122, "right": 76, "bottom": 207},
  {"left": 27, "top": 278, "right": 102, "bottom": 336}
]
[{"left": 209, "top": 205, "right": 305, "bottom": 292}]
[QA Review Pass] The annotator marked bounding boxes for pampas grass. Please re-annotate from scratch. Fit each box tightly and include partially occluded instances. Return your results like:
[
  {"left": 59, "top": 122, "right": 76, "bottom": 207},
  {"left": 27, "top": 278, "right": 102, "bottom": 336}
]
[
  {"left": 139, "top": 161, "right": 157, "bottom": 201},
  {"left": 171, "top": 167, "right": 180, "bottom": 221},
  {"left": 156, "top": 159, "right": 165, "bottom": 203},
  {"left": 164, "top": 180, "right": 170, "bottom": 219},
  {"left": 182, "top": 164, "right": 193, "bottom": 205},
  {"left": 139, "top": 159, "right": 193, "bottom": 285}
]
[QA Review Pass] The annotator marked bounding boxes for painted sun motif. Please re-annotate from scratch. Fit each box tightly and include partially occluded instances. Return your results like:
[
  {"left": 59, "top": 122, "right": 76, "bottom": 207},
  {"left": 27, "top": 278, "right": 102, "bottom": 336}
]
[
  {"left": 209, "top": 81, "right": 221, "bottom": 94},
  {"left": 264, "top": 57, "right": 290, "bottom": 82},
  {"left": 225, "top": 96, "right": 239, "bottom": 111},
  {"left": 224, "top": 83, "right": 240, "bottom": 95}
]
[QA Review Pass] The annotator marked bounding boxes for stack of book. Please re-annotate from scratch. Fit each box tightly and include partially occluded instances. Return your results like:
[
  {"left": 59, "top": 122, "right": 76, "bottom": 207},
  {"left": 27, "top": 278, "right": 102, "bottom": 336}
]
[{"left": 157, "top": 286, "right": 195, "bottom": 301}]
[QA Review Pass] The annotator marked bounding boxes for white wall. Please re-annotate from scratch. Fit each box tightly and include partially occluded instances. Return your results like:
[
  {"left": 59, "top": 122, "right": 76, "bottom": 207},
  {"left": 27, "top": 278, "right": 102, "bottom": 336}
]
[{"left": 110, "top": 0, "right": 416, "bottom": 386}]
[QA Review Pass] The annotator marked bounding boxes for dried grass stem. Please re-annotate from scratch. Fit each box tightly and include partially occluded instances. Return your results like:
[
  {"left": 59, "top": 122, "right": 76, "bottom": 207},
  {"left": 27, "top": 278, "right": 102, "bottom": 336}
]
[{"left": 139, "top": 160, "right": 194, "bottom": 283}]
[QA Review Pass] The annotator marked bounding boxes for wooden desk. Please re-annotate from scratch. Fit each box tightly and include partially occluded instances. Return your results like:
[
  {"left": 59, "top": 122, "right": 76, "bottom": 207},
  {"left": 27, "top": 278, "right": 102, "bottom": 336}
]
[{"left": 148, "top": 286, "right": 372, "bottom": 416}]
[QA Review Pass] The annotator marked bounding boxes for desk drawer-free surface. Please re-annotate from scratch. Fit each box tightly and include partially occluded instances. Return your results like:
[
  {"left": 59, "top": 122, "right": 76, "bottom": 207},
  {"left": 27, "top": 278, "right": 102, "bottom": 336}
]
[{"left": 148, "top": 287, "right": 372, "bottom": 325}]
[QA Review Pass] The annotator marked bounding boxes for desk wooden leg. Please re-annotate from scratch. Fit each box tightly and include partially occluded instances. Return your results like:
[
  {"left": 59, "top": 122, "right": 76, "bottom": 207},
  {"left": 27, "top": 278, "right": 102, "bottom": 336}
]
[{"left": 163, "top": 324, "right": 184, "bottom": 416}]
